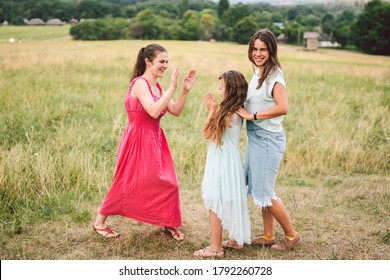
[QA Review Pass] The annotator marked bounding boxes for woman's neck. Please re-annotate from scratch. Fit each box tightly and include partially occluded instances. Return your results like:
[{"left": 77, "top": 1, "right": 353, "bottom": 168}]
[
  {"left": 142, "top": 71, "right": 157, "bottom": 85},
  {"left": 257, "top": 66, "right": 263, "bottom": 77}
]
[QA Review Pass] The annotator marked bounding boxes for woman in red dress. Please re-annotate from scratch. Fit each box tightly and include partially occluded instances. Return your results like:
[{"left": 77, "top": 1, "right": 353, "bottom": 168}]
[{"left": 93, "top": 44, "right": 197, "bottom": 241}]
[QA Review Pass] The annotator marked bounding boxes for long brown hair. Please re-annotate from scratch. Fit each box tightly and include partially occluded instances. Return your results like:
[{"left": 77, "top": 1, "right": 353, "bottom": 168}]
[
  {"left": 130, "top": 43, "right": 167, "bottom": 81},
  {"left": 204, "top": 70, "right": 248, "bottom": 147},
  {"left": 248, "top": 29, "right": 281, "bottom": 89}
]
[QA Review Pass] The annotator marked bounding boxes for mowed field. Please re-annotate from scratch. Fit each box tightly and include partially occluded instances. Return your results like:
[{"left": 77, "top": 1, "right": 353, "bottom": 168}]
[{"left": 0, "top": 26, "right": 389, "bottom": 260}]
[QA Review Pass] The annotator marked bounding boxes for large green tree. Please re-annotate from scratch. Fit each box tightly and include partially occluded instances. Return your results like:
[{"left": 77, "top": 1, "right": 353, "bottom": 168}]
[
  {"left": 132, "top": 8, "right": 161, "bottom": 39},
  {"left": 321, "top": 13, "right": 335, "bottom": 36},
  {"left": 333, "top": 10, "right": 355, "bottom": 47},
  {"left": 180, "top": 10, "right": 200, "bottom": 40},
  {"left": 218, "top": 0, "right": 229, "bottom": 17},
  {"left": 232, "top": 16, "right": 258, "bottom": 44},
  {"left": 200, "top": 9, "right": 217, "bottom": 40},
  {"left": 352, "top": 0, "right": 390, "bottom": 55},
  {"left": 221, "top": 3, "right": 249, "bottom": 27}
]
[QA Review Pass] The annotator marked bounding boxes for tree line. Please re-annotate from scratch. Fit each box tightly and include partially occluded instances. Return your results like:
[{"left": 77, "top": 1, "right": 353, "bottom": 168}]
[{"left": 1, "top": 0, "right": 389, "bottom": 55}]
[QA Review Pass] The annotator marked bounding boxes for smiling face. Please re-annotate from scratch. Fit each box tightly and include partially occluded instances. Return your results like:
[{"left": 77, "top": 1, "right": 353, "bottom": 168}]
[
  {"left": 146, "top": 51, "right": 169, "bottom": 78},
  {"left": 218, "top": 77, "right": 226, "bottom": 98},
  {"left": 251, "top": 38, "right": 269, "bottom": 67}
]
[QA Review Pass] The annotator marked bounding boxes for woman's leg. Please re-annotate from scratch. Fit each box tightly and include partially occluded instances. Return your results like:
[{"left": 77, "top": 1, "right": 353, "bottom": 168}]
[
  {"left": 94, "top": 213, "right": 107, "bottom": 228},
  {"left": 250, "top": 208, "right": 275, "bottom": 246},
  {"left": 267, "top": 199, "right": 301, "bottom": 251},
  {"left": 267, "top": 199, "right": 296, "bottom": 237},
  {"left": 93, "top": 213, "right": 119, "bottom": 238},
  {"left": 262, "top": 208, "right": 275, "bottom": 238}
]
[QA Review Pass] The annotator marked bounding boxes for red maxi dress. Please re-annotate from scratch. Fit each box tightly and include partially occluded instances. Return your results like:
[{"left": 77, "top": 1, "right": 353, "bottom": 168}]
[{"left": 99, "top": 77, "right": 182, "bottom": 228}]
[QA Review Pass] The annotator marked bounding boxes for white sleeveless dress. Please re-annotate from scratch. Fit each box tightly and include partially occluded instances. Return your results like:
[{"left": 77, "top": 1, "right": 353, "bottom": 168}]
[{"left": 201, "top": 113, "right": 251, "bottom": 245}]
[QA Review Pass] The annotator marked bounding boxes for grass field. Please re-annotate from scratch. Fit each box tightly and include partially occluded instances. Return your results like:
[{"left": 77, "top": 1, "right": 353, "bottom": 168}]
[
  {"left": 0, "top": 25, "right": 71, "bottom": 41},
  {"left": 0, "top": 26, "right": 389, "bottom": 260}
]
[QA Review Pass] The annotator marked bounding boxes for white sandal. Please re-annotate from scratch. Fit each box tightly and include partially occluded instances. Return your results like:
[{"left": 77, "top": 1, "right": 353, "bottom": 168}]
[
  {"left": 222, "top": 240, "right": 244, "bottom": 250},
  {"left": 194, "top": 246, "right": 224, "bottom": 258}
]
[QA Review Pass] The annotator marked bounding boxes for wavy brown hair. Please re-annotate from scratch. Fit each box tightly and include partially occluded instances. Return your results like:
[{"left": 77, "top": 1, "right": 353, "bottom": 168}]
[
  {"left": 204, "top": 70, "right": 248, "bottom": 146},
  {"left": 248, "top": 29, "right": 281, "bottom": 89}
]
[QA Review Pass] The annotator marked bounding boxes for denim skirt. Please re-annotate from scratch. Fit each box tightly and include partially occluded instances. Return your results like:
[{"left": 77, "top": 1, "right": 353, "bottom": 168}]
[{"left": 245, "top": 121, "right": 286, "bottom": 208}]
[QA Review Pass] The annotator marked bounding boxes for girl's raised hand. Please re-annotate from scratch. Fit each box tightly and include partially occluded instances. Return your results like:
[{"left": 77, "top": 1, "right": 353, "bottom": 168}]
[{"left": 204, "top": 92, "right": 218, "bottom": 112}]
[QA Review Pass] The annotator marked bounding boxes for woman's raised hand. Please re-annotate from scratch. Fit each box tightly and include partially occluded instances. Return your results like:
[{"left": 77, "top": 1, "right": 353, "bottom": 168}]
[
  {"left": 170, "top": 66, "right": 179, "bottom": 91},
  {"left": 182, "top": 69, "right": 197, "bottom": 93}
]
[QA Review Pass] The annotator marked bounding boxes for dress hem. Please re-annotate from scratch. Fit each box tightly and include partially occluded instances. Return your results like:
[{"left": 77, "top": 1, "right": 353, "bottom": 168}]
[
  {"left": 203, "top": 203, "right": 251, "bottom": 245},
  {"left": 99, "top": 210, "right": 182, "bottom": 228}
]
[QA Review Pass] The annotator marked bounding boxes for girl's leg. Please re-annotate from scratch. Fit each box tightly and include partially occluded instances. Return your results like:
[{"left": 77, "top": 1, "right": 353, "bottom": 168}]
[
  {"left": 209, "top": 210, "right": 223, "bottom": 251},
  {"left": 194, "top": 210, "right": 224, "bottom": 257}
]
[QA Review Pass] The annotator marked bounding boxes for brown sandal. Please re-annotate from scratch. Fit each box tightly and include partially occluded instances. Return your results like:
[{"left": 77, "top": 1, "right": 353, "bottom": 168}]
[
  {"left": 93, "top": 225, "right": 120, "bottom": 238},
  {"left": 251, "top": 234, "right": 275, "bottom": 246},
  {"left": 194, "top": 246, "right": 224, "bottom": 258},
  {"left": 164, "top": 227, "right": 185, "bottom": 241}
]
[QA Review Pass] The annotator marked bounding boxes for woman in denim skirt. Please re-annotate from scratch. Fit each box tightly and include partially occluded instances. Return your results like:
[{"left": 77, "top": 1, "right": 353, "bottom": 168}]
[{"left": 237, "top": 29, "right": 301, "bottom": 251}]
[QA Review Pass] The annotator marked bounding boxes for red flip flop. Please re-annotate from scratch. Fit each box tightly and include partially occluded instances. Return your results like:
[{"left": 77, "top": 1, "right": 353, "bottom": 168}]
[
  {"left": 164, "top": 227, "right": 185, "bottom": 241},
  {"left": 93, "top": 225, "right": 120, "bottom": 238}
]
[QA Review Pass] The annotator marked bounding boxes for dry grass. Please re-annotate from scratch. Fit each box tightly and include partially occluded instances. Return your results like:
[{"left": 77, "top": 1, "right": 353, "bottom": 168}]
[
  {"left": 0, "top": 27, "right": 389, "bottom": 260},
  {"left": 1, "top": 174, "right": 388, "bottom": 260}
]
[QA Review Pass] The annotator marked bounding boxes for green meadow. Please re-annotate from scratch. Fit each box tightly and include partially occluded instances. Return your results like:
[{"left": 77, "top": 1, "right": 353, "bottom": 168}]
[{"left": 0, "top": 26, "right": 389, "bottom": 260}]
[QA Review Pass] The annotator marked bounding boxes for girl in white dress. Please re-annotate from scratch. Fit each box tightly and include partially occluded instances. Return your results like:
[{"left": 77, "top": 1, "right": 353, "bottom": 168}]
[{"left": 194, "top": 70, "right": 251, "bottom": 258}]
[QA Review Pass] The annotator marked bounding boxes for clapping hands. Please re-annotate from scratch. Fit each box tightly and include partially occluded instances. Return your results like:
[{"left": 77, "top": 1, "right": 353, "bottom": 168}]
[
  {"left": 182, "top": 69, "right": 197, "bottom": 93},
  {"left": 170, "top": 68, "right": 197, "bottom": 94},
  {"left": 204, "top": 92, "right": 218, "bottom": 112}
]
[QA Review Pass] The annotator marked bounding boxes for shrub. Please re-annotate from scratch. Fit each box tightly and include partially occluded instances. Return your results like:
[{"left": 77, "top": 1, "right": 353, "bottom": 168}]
[{"left": 70, "top": 18, "right": 132, "bottom": 40}]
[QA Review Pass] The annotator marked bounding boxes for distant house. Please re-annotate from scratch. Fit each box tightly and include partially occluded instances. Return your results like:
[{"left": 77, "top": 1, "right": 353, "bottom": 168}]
[
  {"left": 273, "top": 22, "right": 285, "bottom": 29},
  {"left": 69, "top": 18, "right": 78, "bottom": 25},
  {"left": 319, "top": 41, "right": 341, "bottom": 48},
  {"left": 303, "top": 32, "right": 319, "bottom": 51},
  {"left": 24, "top": 18, "right": 45, "bottom": 25},
  {"left": 277, "top": 33, "right": 288, "bottom": 44},
  {"left": 46, "top": 19, "right": 63, "bottom": 26}
]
